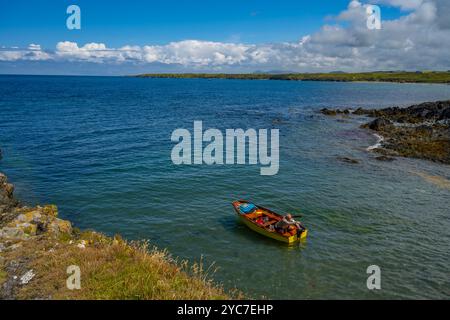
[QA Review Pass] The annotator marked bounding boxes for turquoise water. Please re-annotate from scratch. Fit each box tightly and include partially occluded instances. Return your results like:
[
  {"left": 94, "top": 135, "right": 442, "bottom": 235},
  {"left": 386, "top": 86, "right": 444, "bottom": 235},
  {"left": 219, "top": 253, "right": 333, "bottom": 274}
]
[{"left": 0, "top": 75, "right": 449, "bottom": 299}]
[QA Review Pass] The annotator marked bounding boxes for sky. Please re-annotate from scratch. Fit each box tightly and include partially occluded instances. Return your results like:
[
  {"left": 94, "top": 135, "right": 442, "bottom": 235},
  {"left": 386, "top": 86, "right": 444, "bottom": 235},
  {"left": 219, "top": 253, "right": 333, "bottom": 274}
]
[{"left": 0, "top": 0, "right": 449, "bottom": 75}]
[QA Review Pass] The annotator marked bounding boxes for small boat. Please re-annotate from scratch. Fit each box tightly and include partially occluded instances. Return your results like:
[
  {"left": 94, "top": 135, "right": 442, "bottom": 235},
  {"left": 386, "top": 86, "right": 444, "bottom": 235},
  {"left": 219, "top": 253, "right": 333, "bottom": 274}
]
[{"left": 232, "top": 200, "right": 308, "bottom": 244}]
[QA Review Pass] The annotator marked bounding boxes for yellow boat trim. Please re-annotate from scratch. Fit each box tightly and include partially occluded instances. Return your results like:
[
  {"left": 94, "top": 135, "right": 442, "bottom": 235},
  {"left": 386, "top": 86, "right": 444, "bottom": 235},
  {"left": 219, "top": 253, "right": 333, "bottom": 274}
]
[{"left": 239, "top": 215, "right": 308, "bottom": 244}]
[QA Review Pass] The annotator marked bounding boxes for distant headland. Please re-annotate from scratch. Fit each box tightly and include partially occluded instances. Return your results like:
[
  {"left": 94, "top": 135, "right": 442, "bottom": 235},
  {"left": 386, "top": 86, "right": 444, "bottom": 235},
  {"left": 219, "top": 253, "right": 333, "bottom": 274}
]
[{"left": 133, "top": 71, "right": 450, "bottom": 84}]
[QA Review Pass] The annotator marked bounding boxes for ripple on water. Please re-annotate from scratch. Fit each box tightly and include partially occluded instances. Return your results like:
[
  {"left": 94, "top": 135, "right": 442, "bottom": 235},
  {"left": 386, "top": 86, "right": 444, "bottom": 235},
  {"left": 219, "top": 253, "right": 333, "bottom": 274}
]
[{"left": 0, "top": 76, "right": 449, "bottom": 299}]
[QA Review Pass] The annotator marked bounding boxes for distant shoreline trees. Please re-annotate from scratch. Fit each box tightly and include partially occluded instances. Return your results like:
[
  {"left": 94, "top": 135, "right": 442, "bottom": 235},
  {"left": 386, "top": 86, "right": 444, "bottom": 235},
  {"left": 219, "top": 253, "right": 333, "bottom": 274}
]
[{"left": 133, "top": 71, "right": 450, "bottom": 84}]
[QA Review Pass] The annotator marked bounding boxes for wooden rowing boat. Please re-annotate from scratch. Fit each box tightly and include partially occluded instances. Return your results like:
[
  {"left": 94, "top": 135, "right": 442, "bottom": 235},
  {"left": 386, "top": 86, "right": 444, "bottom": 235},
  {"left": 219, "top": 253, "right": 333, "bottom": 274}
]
[{"left": 232, "top": 200, "right": 308, "bottom": 244}]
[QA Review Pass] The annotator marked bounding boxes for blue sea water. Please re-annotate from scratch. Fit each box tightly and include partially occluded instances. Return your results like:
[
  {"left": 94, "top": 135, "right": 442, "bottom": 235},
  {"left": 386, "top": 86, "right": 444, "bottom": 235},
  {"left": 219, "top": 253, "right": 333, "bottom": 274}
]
[{"left": 0, "top": 75, "right": 449, "bottom": 299}]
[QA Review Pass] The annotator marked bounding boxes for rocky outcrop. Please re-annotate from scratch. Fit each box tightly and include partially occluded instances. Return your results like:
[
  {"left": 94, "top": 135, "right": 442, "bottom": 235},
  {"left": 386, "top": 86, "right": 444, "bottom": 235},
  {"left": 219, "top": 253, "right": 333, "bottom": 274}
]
[
  {"left": 320, "top": 108, "right": 338, "bottom": 116},
  {"left": 321, "top": 100, "right": 450, "bottom": 123},
  {"left": 0, "top": 173, "right": 19, "bottom": 227},
  {"left": 1, "top": 172, "right": 72, "bottom": 240},
  {"left": 363, "top": 100, "right": 450, "bottom": 123},
  {"left": 0, "top": 170, "right": 231, "bottom": 300},
  {"left": 321, "top": 100, "right": 450, "bottom": 164},
  {"left": 361, "top": 118, "right": 394, "bottom": 131},
  {"left": 320, "top": 108, "right": 350, "bottom": 116},
  {"left": 0, "top": 205, "right": 72, "bottom": 241},
  {"left": 0, "top": 172, "right": 73, "bottom": 299}
]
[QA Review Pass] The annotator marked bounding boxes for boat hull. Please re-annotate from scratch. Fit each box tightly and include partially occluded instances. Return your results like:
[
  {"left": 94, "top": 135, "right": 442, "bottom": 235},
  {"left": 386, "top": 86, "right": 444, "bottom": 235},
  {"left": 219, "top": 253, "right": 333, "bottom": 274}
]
[{"left": 233, "top": 200, "right": 308, "bottom": 244}]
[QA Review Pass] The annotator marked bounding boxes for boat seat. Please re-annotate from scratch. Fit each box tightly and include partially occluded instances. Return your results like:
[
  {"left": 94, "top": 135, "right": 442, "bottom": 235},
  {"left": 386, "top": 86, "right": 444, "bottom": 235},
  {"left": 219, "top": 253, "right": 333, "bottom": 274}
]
[{"left": 262, "top": 220, "right": 277, "bottom": 227}]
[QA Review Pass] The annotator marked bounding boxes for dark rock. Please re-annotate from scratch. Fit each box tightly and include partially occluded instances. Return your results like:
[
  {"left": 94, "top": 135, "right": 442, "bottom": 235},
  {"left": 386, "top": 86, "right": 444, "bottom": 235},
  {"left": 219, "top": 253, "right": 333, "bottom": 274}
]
[
  {"left": 324, "top": 100, "right": 450, "bottom": 164},
  {"left": 439, "top": 106, "right": 450, "bottom": 121},
  {"left": 372, "top": 100, "right": 450, "bottom": 123},
  {"left": 375, "top": 156, "right": 395, "bottom": 161},
  {"left": 415, "top": 125, "right": 433, "bottom": 136},
  {"left": 323, "top": 101, "right": 450, "bottom": 163},
  {"left": 337, "top": 156, "right": 360, "bottom": 164},
  {"left": 352, "top": 107, "right": 367, "bottom": 115},
  {"left": 320, "top": 108, "right": 337, "bottom": 116},
  {"left": 321, "top": 108, "right": 355, "bottom": 116},
  {"left": 362, "top": 118, "right": 394, "bottom": 131},
  {"left": 0, "top": 173, "right": 20, "bottom": 227},
  {"left": 321, "top": 100, "right": 450, "bottom": 123},
  {"left": 272, "top": 118, "right": 286, "bottom": 125}
]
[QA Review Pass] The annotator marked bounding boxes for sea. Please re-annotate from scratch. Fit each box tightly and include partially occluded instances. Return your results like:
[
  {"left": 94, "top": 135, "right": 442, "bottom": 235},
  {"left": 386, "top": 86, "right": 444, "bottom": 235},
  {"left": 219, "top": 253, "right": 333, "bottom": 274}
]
[{"left": 0, "top": 75, "right": 449, "bottom": 299}]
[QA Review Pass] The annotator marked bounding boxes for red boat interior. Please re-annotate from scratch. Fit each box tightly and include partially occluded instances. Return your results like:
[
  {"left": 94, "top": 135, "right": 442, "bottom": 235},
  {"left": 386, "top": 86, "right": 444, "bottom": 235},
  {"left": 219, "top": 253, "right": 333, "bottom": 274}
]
[{"left": 241, "top": 209, "right": 298, "bottom": 237}]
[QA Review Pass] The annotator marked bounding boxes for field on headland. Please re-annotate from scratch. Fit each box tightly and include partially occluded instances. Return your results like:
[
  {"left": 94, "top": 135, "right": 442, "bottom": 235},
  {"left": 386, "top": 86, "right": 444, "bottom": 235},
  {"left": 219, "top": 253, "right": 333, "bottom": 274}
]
[{"left": 135, "top": 71, "right": 450, "bottom": 84}]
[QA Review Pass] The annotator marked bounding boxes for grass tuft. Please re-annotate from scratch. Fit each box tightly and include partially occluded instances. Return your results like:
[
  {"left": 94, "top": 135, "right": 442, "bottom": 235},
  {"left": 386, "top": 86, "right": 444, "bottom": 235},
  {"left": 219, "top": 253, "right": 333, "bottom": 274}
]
[{"left": 3, "top": 231, "right": 239, "bottom": 300}]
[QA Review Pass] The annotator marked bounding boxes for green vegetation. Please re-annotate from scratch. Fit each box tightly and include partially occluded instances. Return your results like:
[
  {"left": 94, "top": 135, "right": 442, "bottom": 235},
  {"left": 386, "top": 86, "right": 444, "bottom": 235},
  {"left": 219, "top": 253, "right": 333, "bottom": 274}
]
[
  {"left": 1, "top": 177, "right": 238, "bottom": 300},
  {"left": 135, "top": 71, "right": 450, "bottom": 83},
  {"left": 0, "top": 267, "right": 6, "bottom": 286},
  {"left": 4, "top": 231, "right": 236, "bottom": 300}
]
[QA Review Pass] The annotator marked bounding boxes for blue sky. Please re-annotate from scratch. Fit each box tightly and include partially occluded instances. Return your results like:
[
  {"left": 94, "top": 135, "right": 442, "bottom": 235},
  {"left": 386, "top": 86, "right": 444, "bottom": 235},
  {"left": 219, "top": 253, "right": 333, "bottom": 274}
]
[
  {"left": 1, "top": 0, "right": 448, "bottom": 75},
  {"left": 0, "top": 0, "right": 402, "bottom": 47}
]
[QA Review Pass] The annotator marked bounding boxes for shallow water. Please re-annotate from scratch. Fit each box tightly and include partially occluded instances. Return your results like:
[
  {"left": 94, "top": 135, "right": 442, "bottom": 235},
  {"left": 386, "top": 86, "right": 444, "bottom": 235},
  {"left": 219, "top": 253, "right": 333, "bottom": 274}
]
[{"left": 0, "top": 75, "right": 449, "bottom": 299}]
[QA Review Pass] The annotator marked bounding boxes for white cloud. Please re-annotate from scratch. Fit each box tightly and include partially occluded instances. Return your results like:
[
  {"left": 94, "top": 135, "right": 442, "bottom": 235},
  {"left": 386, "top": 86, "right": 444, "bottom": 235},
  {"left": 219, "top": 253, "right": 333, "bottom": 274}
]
[
  {"left": 0, "top": 50, "right": 24, "bottom": 61},
  {"left": 28, "top": 44, "right": 41, "bottom": 50},
  {"left": 0, "top": 43, "right": 50, "bottom": 61},
  {"left": 1, "top": 0, "right": 449, "bottom": 72},
  {"left": 142, "top": 40, "right": 251, "bottom": 66},
  {"left": 55, "top": 41, "right": 123, "bottom": 63}
]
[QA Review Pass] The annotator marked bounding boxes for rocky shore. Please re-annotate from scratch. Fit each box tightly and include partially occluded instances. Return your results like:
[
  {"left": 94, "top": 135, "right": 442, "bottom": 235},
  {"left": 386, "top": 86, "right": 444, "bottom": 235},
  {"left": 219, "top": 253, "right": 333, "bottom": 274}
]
[
  {"left": 321, "top": 100, "right": 450, "bottom": 164},
  {"left": 0, "top": 171, "right": 232, "bottom": 300}
]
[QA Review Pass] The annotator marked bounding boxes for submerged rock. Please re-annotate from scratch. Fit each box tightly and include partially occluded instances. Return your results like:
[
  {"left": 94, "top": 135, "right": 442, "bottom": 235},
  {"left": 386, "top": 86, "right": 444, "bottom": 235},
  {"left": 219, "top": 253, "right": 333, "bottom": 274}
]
[
  {"left": 337, "top": 156, "right": 360, "bottom": 164},
  {"left": 411, "top": 170, "right": 450, "bottom": 190},
  {"left": 320, "top": 108, "right": 354, "bottom": 116},
  {"left": 375, "top": 156, "right": 395, "bottom": 162},
  {"left": 320, "top": 108, "right": 338, "bottom": 116}
]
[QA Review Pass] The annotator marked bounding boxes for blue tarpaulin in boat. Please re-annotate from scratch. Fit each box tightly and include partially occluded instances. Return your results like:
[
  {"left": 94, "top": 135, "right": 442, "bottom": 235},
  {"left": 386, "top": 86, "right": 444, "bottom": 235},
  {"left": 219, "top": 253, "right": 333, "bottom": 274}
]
[{"left": 239, "top": 203, "right": 256, "bottom": 214}]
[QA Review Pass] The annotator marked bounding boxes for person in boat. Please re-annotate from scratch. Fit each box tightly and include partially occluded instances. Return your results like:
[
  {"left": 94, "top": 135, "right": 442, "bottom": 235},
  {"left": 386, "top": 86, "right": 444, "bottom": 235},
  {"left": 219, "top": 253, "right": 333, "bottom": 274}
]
[{"left": 275, "top": 214, "right": 305, "bottom": 234}]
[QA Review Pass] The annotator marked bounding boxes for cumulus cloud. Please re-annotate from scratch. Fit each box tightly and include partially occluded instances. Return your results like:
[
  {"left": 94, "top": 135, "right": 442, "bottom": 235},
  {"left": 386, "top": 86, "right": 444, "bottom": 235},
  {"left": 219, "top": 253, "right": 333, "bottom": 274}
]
[
  {"left": 1, "top": 0, "right": 449, "bottom": 72},
  {"left": 0, "top": 43, "right": 50, "bottom": 61},
  {"left": 55, "top": 41, "right": 121, "bottom": 63},
  {"left": 28, "top": 44, "right": 42, "bottom": 51}
]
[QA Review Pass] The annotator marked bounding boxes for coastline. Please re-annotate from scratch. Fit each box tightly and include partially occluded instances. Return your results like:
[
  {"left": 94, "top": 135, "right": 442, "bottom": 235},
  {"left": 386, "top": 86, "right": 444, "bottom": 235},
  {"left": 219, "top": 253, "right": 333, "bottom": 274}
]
[
  {"left": 366, "top": 133, "right": 384, "bottom": 151},
  {"left": 321, "top": 100, "right": 450, "bottom": 164},
  {"left": 133, "top": 72, "right": 450, "bottom": 84},
  {"left": 0, "top": 171, "right": 234, "bottom": 300}
]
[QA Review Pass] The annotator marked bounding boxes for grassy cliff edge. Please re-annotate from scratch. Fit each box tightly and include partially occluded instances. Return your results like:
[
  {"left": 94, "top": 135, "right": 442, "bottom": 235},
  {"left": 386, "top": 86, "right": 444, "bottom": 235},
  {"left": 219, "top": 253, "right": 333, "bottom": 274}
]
[{"left": 0, "top": 172, "right": 234, "bottom": 300}]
